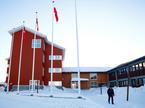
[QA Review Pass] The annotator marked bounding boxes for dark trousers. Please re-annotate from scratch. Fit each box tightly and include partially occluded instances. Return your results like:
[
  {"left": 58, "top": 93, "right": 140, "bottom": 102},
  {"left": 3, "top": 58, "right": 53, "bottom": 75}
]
[{"left": 108, "top": 96, "right": 114, "bottom": 104}]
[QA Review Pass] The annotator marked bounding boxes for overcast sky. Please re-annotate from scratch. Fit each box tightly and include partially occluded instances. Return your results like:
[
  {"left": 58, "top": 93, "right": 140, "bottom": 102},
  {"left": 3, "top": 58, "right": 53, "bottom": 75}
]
[{"left": 0, "top": 0, "right": 145, "bottom": 81}]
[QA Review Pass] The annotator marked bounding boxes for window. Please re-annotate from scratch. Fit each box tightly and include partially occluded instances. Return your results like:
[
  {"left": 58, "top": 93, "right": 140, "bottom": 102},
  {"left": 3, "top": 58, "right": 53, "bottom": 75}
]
[
  {"left": 135, "top": 64, "right": 139, "bottom": 70},
  {"left": 72, "top": 73, "right": 77, "bottom": 78},
  {"left": 143, "top": 62, "right": 145, "bottom": 68},
  {"left": 132, "top": 65, "right": 136, "bottom": 71},
  {"left": 91, "top": 81, "right": 97, "bottom": 88},
  {"left": 49, "top": 55, "right": 62, "bottom": 60},
  {"left": 129, "top": 66, "right": 132, "bottom": 72},
  {"left": 49, "top": 68, "right": 62, "bottom": 73},
  {"left": 110, "top": 72, "right": 115, "bottom": 77},
  {"left": 32, "top": 39, "right": 41, "bottom": 48},
  {"left": 118, "top": 70, "right": 122, "bottom": 75},
  {"left": 139, "top": 63, "right": 143, "bottom": 70},
  {"left": 29, "top": 80, "right": 40, "bottom": 90},
  {"left": 90, "top": 73, "right": 97, "bottom": 80}
]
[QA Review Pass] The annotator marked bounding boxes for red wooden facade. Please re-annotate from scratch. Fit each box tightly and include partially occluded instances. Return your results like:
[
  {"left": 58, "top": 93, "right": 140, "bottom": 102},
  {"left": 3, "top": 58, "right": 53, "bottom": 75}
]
[{"left": 6, "top": 26, "right": 65, "bottom": 90}]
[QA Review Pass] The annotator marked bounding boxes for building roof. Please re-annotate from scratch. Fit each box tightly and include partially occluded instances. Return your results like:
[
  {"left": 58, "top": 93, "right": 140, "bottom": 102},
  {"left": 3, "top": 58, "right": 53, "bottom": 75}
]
[
  {"left": 108, "top": 55, "right": 145, "bottom": 72},
  {"left": 8, "top": 25, "right": 65, "bottom": 59},
  {"left": 62, "top": 67, "right": 112, "bottom": 73}
]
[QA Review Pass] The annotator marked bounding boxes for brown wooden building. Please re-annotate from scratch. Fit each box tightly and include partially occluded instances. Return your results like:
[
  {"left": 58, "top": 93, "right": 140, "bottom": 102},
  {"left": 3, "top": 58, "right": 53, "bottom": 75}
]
[{"left": 62, "top": 67, "right": 111, "bottom": 89}]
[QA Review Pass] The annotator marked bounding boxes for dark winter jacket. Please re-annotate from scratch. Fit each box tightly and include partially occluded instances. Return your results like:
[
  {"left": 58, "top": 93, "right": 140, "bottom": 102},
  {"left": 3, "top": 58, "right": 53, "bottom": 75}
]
[{"left": 107, "top": 88, "right": 114, "bottom": 97}]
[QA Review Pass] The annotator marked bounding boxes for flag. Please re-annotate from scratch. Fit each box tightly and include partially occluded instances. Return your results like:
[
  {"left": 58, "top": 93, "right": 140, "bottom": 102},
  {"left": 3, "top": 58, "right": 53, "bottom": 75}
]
[
  {"left": 36, "top": 17, "right": 39, "bottom": 31},
  {"left": 54, "top": 7, "right": 59, "bottom": 22}
]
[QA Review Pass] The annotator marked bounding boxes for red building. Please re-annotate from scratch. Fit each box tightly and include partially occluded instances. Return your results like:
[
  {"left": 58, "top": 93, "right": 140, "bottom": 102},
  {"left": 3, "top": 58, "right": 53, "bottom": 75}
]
[
  {"left": 6, "top": 26, "right": 65, "bottom": 90},
  {"left": 108, "top": 56, "right": 145, "bottom": 87}
]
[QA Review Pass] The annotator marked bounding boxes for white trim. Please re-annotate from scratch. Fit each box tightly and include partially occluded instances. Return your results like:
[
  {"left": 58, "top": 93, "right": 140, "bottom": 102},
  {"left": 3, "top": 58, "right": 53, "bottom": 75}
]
[
  {"left": 62, "top": 67, "right": 112, "bottom": 72},
  {"left": 49, "top": 55, "right": 62, "bottom": 60},
  {"left": 48, "top": 81, "right": 62, "bottom": 86},
  {"left": 71, "top": 78, "right": 89, "bottom": 82},
  {"left": 49, "top": 68, "right": 62, "bottom": 73},
  {"left": 9, "top": 25, "right": 46, "bottom": 38}
]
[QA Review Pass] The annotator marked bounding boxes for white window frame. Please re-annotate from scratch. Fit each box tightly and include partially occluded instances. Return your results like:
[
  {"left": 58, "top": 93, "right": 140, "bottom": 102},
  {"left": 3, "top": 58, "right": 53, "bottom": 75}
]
[
  {"left": 29, "top": 80, "right": 40, "bottom": 90},
  {"left": 32, "top": 39, "right": 41, "bottom": 48},
  {"left": 49, "top": 55, "right": 62, "bottom": 60},
  {"left": 49, "top": 68, "right": 62, "bottom": 73}
]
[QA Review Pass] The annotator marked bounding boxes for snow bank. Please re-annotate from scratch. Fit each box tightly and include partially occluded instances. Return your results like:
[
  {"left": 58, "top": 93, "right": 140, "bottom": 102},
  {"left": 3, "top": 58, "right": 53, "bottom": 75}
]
[{"left": 0, "top": 86, "right": 145, "bottom": 108}]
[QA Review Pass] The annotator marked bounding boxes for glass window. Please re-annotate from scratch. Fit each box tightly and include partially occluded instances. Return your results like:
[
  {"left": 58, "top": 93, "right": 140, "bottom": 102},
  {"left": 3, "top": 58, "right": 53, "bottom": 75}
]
[
  {"left": 49, "top": 55, "right": 62, "bottom": 60},
  {"left": 32, "top": 39, "right": 41, "bottom": 48},
  {"left": 91, "top": 81, "right": 97, "bottom": 88},
  {"left": 110, "top": 72, "right": 115, "bottom": 77},
  {"left": 49, "top": 68, "right": 62, "bottom": 73},
  {"left": 129, "top": 66, "right": 132, "bottom": 72},
  {"left": 132, "top": 65, "right": 136, "bottom": 71},
  {"left": 29, "top": 80, "right": 40, "bottom": 90},
  {"left": 72, "top": 73, "right": 78, "bottom": 78},
  {"left": 139, "top": 63, "right": 143, "bottom": 70},
  {"left": 90, "top": 73, "right": 97, "bottom": 80},
  {"left": 136, "top": 64, "right": 139, "bottom": 70},
  {"left": 143, "top": 62, "right": 145, "bottom": 68}
]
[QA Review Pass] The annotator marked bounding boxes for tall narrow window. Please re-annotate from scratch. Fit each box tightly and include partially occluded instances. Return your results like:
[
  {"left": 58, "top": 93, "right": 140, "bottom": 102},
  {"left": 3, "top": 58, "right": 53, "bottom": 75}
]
[
  {"left": 143, "top": 62, "right": 145, "bottom": 68},
  {"left": 139, "top": 63, "right": 143, "bottom": 70},
  {"left": 32, "top": 39, "right": 41, "bottom": 48},
  {"left": 135, "top": 64, "right": 139, "bottom": 70}
]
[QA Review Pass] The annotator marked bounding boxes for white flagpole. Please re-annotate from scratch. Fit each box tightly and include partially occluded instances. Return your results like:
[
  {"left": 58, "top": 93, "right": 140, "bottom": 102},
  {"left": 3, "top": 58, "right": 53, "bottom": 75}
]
[
  {"left": 50, "top": 1, "right": 54, "bottom": 94},
  {"left": 7, "top": 30, "right": 15, "bottom": 93},
  {"left": 31, "top": 12, "right": 38, "bottom": 92},
  {"left": 17, "top": 21, "right": 25, "bottom": 94},
  {"left": 74, "top": 0, "right": 81, "bottom": 95}
]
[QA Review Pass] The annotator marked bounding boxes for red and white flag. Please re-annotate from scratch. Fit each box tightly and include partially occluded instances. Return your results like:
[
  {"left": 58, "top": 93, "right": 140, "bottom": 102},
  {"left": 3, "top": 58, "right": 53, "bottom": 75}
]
[
  {"left": 53, "top": 7, "right": 59, "bottom": 22},
  {"left": 52, "top": 0, "right": 59, "bottom": 22}
]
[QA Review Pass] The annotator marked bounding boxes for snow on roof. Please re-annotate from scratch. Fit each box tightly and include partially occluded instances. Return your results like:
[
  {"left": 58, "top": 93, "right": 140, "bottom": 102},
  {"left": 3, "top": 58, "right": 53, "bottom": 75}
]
[
  {"left": 9, "top": 25, "right": 46, "bottom": 38},
  {"left": 71, "top": 78, "right": 89, "bottom": 81},
  {"left": 8, "top": 25, "right": 65, "bottom": 58},
  {"left": 62, "top": 67, "right": 112, "bottom": 73}
]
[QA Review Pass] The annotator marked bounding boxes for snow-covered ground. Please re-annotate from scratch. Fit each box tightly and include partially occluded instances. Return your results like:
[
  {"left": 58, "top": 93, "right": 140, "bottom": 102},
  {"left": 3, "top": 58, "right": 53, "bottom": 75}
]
[{"left": 0, "top": 86, "right": 145, "bottom": 108}]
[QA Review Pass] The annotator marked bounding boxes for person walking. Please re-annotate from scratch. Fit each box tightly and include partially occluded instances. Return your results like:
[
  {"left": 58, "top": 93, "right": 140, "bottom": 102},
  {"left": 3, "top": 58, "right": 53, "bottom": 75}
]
[{"left": 107, "top": 87, "right": 114, "bottom": 104}]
